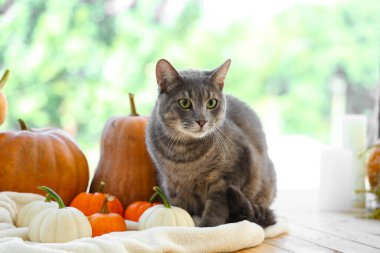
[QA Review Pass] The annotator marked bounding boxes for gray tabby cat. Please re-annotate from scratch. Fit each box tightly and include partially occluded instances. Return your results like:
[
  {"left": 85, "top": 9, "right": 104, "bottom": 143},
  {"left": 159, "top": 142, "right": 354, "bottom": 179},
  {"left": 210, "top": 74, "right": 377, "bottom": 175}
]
[{"left": 146, "top": 59, "right": 276, "bottom": 227}]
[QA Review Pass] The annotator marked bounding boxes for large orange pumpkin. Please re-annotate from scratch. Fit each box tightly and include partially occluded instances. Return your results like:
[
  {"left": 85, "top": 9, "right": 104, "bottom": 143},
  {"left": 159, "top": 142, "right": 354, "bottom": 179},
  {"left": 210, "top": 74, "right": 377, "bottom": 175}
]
[
  {"left": 0, "top": 69, "right": 9, "bottom": 125},
  {"left": 90, "top": 93, "right": 157, "bottom": 208},
  {"left": 0, "top": 119, "right": 89, "bottom": 205}
]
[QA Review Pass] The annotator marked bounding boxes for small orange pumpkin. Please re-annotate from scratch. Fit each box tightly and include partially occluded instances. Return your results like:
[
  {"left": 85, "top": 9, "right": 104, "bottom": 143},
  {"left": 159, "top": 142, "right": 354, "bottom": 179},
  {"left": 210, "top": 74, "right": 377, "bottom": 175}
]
[
  {"left": 88, "top": 194, "right": 127, "bottom": 237},
  {"left": 90, "top": 93, "right": 158, "bottom": 208},
  {"left": 0, "top": 119, "right": 89, "bottom": 205},
  {"left": 124, "top": 192, "right": 160, "bottom": 222},
  {"left": 70, "top": 181, "right": 124, "bottom": 216},
  {"left": 0, "top": 69, "right": 9, "bottom": 125}
]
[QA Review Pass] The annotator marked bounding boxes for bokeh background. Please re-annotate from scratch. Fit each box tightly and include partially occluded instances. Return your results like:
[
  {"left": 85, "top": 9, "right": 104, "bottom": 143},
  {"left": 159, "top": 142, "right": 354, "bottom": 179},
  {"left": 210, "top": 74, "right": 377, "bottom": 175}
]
[{"left": 0, "top": 0, "right": 379, "bottom": 190}]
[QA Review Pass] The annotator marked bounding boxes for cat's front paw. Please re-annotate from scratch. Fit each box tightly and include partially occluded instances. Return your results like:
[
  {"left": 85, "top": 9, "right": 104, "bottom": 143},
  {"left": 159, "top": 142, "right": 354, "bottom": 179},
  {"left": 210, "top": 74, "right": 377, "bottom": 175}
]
[
  {"left": 198, "top": 217, "right": 225, "bottom": 227},
  {"left": 192, "top": 215, "right": 201, "bottom": 227}
]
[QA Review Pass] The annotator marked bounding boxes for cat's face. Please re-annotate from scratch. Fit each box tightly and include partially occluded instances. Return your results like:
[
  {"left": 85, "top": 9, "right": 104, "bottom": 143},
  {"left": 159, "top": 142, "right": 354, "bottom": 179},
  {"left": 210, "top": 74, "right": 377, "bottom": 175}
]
[{"left": 155, "top": 59, "right": 231, "bottom": 139}]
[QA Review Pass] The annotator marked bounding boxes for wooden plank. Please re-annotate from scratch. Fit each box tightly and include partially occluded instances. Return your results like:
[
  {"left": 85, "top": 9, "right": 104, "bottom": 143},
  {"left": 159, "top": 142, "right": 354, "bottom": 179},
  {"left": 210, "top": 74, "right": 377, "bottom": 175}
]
[
  {"left": 278, "top": 211, "right": 380, "bottom": 248},
  {"left": 278, "top": 210, "right": 380, "bottom": 236},
  {"left": 291, "top": 218, "right": 380, "bottom": 248},
  {"left": 274, "top": 189, "right": 380, "bottom": 235},
  {"left": 289, "top": 223, "right": 380, "bottom": 253},
  {"left": 265, "top": 234, "right": 340, "bottom": 253},
  {"left": 236, "top": 242, "right": 292, "bottom": 253}
]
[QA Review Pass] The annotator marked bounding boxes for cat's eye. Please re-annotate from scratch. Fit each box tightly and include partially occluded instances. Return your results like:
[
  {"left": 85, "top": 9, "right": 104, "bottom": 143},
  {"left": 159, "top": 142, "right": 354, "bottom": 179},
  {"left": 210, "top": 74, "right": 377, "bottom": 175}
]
[
  {"left": 178, "top": 98, "right": 192, "bottom": 109},
  {"left": 206, "top": 99, "right": 218, "bottom": 109}
]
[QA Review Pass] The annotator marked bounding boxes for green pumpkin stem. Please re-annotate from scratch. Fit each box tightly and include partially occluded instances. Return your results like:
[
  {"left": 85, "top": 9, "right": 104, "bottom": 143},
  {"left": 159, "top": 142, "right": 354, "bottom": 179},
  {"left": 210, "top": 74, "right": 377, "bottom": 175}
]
[
  {"left": 18, "top": 119, "right": 31, "bottom": 131},
  {"left": 44, "top": 194, "right": 53, "bottom": 202},
  {"left": 153, "top": 186, "right": 171, "bottom": 208},
  {"left": 99, "top": 194, "right": 113, "bottom": 213},
  {"left": 148, "top": 192, "right": 159, "bottom": 203},
  {"left": 0, "top": 69, "right": 9, "bottom": 89},
  {"left": 128, "top": 93, "right": 139, "bottom": 116},
  {"left": 38, "top": 186, "right": 65, "bottom": 208},
  {"left": 98, "top": 181, "right": 105, "bottom": 193}
]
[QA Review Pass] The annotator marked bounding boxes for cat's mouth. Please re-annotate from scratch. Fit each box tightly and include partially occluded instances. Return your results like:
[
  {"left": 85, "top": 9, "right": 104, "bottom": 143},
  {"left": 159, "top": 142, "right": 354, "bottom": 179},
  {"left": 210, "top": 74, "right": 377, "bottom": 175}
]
[{"left": 178, "top": 124, "right": 209, "bottom": 138}]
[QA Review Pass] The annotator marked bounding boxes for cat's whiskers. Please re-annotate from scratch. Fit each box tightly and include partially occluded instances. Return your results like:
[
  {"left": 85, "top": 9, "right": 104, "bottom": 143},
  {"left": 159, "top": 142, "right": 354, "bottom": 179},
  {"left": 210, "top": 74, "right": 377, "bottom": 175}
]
[
  {"left": 214, "top": 129, "right": 232, "bottom": 160},
  {"left": 221, "top": 122, "right": 237, "bottom": 130},
  {"left": 149, "top": 128, "right": 176, "bottom": 143},
  {"left": 216, "top": 128, "right": 242, "bottom": 152},
  {"left": 211, "top": 131, "right": 225, "bottom": 159},
  {"left": 212, "top": 131, "right": 226, "bottom": 159}
]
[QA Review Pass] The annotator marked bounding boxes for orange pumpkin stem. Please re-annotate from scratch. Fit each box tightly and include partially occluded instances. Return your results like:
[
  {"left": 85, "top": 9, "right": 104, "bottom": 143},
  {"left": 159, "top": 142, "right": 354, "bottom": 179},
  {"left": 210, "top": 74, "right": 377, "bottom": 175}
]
[
  {"left": 99, "top": 194, "right": 114, "bottom": 213},
  {"left": 98, "top": 181, "right": 105, "bottom": 193},
  {"left": 0, "top": 69, "right": 10, "bottom": 89},
  {"left": 128, "top": 93, "right": 139, "bottom": 116},
  {"left": 18, "top": 119, "right": 31, "bottom": 131}
]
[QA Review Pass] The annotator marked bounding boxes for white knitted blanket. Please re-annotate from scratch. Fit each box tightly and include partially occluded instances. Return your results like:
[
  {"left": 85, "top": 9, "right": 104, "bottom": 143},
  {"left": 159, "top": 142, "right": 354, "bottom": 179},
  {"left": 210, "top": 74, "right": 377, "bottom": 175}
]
[{"left": 0, "top": 191, "right": 288, "bottom": 253}]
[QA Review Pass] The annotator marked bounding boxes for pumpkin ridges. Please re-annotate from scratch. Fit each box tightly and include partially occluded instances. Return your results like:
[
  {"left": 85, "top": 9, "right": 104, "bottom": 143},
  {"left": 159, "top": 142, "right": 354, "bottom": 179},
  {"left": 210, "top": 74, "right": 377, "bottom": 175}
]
[
  {"left": 4, "top": 133, "right": 37, "bottom": 190},
  {"left": 60, "top": 134, "right": 89, "bottom": 203},
  {"left": 89, "top": 193, "right": 104, "bottom": 215},
  {"left": 88, "top": 213, "right": 126, "bottom": 237},
  {"left": 106, "top": 196, "right": 124, "bottom": 215},
  {"left": 70, "top": 193, "right": 86, "bottom": 212},
  {"left": 51, "top": 127, "right": 89, "bottom": 203},
  {"left": 43, "top": 133, "right": 74, "bottom": 204}
]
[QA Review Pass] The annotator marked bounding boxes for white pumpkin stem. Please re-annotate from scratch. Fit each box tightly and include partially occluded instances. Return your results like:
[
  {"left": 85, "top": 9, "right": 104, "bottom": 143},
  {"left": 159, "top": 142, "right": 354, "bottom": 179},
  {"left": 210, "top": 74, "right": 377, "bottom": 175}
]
[
  {"left": 0, "top": 69, "right": 9, "bottom": 90},
  {"left": 153, "top": 186, "right": 171, "bottom": 208},
  {"left": 45, "top": 194, "right": 53, "bottom": 202},
  {"left": 148, "top": 192, "right": 159, "bottom": 203},
  {"left": 38, "top": 186, "right": 65, "bottom": 208}
]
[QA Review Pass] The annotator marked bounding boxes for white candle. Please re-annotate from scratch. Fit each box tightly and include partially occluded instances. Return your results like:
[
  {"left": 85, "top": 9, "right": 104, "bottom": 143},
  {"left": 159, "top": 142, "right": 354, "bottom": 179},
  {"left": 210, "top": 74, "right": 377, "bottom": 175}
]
[
  {"left": 341, "top": 114, "right": 367, "bottom": 208},
  {"left": 319, "top": 147, "right": 353, "bottom": 211}
]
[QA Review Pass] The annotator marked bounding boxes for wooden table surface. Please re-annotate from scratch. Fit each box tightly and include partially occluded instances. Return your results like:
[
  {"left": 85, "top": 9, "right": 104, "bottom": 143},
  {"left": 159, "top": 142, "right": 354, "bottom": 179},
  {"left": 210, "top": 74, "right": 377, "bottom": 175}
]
[{"left": 236, "top": 190, "right": 380, "bottom": 253}]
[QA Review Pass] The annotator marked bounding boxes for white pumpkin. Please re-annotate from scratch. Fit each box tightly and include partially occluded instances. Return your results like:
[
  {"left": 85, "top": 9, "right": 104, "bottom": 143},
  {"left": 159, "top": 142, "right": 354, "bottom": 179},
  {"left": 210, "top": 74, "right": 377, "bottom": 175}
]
[
  {"left": 138, "top": 186, "right": 195, "bottom": 230},
  {"left": 16, "top": 197, "right": 58, "bottom": 227},
  {"left": 28, "top": 186, "right": 92, "bottom": 243}
]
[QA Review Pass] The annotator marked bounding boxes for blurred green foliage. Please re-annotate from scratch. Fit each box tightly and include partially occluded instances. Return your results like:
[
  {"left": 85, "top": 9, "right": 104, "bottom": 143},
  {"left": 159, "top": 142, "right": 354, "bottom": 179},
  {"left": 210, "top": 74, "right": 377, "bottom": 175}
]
[{"left": 0, "top": 0, "right": 379, "bottom": 169}]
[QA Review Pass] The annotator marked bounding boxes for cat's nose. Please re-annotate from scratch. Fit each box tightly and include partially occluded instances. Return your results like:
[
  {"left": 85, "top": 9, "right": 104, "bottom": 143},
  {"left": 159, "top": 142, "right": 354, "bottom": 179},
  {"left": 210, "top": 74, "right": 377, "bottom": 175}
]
[{"left": 196, "top": 120, "right": 208, "bottom": 128}]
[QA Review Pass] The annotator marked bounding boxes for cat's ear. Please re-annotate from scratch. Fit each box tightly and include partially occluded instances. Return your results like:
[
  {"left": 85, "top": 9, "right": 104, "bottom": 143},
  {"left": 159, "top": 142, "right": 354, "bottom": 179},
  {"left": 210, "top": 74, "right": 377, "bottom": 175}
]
[
  {"left": 156, "top": 59, "right": 181, "bottom": 93},
  {"left": 208, "top": 59, "right": 231, "bottom": 90}
]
